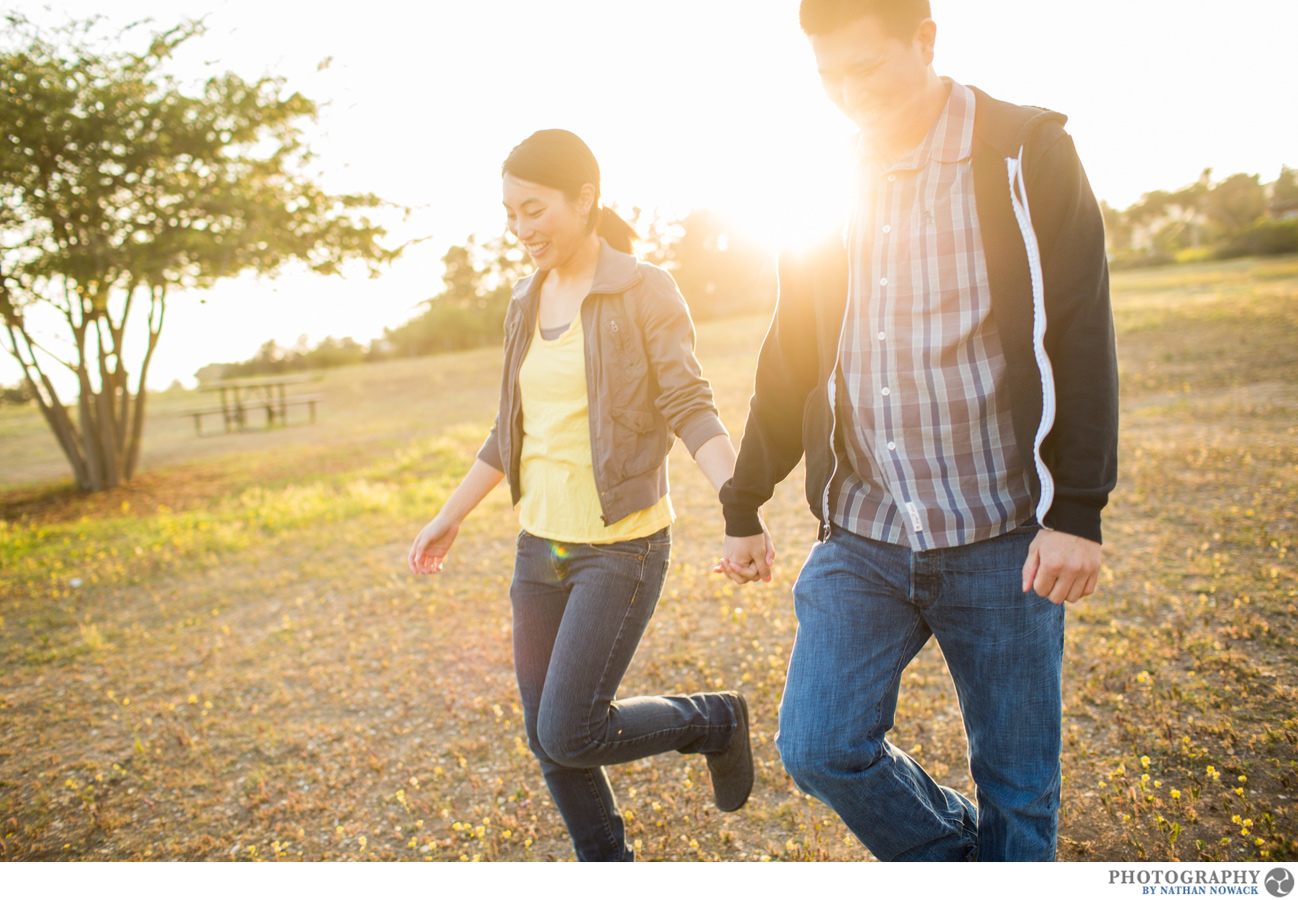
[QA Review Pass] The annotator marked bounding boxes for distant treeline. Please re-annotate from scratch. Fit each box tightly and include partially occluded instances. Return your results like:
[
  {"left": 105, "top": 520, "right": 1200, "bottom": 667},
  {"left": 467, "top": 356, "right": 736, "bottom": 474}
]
[
  {"left": 195, "top": 210, "right": 776, "bottom": 383},
  {"left": 1103, "top": 166, "right": 1298, "bottom": 269}
]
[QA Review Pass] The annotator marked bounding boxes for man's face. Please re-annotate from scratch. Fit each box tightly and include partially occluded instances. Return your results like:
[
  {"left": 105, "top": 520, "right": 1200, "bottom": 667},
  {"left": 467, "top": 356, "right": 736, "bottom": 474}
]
[{"left": 809, "top": 15, "right": 936, "bottom": 144}]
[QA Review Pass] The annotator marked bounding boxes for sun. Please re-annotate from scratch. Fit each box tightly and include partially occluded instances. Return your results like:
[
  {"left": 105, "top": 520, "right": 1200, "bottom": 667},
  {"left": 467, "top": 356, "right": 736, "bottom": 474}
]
[{"left": 704, "top": 128, "right": 857, "bottom": 258}]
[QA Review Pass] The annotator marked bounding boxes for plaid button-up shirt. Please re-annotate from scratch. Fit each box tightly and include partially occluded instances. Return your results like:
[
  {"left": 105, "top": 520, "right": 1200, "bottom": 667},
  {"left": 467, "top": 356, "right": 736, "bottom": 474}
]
[{"left": 830, "top": 80, "right": 1033, "bottom": 550}]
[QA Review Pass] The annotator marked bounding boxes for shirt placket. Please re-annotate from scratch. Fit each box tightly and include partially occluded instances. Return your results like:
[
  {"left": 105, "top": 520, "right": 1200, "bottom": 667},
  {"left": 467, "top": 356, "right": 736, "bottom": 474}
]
[{"left": 873, "top": 163, "right": 929, "bottom": 550}]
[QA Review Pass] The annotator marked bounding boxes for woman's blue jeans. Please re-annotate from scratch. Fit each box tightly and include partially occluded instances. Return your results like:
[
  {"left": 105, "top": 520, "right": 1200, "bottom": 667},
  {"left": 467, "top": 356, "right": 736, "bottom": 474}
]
[
  {"left": 775, "top": 523, "right": 1065, "bottom": 861},
  {"left": 511, "top": 528, "right": 738, "bottom": 861}
]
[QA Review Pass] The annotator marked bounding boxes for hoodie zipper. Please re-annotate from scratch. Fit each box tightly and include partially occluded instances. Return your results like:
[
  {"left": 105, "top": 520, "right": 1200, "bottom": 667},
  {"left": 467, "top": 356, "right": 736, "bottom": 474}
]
[{"left": 1006, "top": 147, "right": 1057, "bottom": 525}]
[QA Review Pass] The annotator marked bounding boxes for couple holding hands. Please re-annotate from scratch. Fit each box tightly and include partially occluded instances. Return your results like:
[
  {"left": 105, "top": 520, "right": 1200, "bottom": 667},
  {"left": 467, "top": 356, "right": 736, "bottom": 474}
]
[{"left": 408, "top": 0, "right": 1117, "bottom": 863}]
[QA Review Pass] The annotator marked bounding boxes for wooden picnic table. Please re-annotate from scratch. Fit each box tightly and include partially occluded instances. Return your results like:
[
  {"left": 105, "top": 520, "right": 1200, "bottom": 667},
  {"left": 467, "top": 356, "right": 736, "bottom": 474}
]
[{"left": 183, "top": 374, "right": 323, "bottom": 436}]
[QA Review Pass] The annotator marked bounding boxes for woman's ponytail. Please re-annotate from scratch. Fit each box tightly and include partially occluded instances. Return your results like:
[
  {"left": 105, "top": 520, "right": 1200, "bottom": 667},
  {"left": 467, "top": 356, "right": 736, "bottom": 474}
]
[{"left": 595, "top": 206, "right": 638, "bottom": 255}]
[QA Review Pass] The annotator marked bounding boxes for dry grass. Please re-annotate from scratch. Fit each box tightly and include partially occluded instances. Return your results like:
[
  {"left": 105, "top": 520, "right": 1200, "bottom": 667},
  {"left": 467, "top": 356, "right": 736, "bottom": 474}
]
[{"left": 1, "top": 255, "right": 1295, "bottom": 861}]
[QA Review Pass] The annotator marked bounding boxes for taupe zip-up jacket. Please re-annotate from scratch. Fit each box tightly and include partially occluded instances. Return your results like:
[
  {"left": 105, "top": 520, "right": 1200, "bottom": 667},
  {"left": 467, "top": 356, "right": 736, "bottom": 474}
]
[{"left": 478, "top": 239, "right": 728, "bottom": 528}]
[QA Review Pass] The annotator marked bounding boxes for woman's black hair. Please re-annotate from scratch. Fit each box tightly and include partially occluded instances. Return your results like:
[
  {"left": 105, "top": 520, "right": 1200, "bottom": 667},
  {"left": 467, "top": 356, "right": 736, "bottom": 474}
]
[{"left": 502, "top": 129, "right": 638, "bottom": 254}]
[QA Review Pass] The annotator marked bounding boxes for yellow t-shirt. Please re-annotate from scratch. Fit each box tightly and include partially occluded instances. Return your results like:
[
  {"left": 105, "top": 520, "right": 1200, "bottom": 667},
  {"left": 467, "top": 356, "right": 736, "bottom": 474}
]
[{"left": 517, "top": 316, "right": 674, "bottom": 543}]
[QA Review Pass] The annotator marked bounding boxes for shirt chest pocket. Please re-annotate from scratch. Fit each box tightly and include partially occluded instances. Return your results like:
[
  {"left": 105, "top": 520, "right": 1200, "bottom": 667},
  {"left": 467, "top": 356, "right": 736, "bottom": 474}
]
[{"left": 906, "top": 193, "right": 986, "bottom": 299}]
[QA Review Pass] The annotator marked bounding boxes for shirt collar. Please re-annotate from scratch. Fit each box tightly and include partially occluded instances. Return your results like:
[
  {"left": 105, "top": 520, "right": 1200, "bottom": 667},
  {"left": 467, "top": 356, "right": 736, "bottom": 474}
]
[{"left": 861, "top": 78, "right": 976, "bottom": 173}]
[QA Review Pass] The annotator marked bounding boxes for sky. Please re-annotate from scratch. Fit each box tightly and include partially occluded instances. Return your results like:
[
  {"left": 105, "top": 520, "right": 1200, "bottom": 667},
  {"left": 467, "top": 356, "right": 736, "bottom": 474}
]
[{"left": 3, "top": 0, "right": 1295, "bottom": 392}]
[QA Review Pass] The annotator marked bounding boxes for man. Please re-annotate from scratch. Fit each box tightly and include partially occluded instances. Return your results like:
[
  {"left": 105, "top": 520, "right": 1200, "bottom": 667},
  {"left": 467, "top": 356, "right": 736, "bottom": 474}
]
[{"left": 717, "top": 0, "right": 1118, "bottom": 861}]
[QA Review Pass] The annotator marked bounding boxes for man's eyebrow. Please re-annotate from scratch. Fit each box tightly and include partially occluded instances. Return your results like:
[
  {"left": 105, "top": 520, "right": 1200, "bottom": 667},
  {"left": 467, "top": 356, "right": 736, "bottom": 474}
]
[
  {"left": 847, "top": 54, "right": 885, "bottom": 69},
  {"left": 818, "top": 54, "right": 884, "bottom": 75}
]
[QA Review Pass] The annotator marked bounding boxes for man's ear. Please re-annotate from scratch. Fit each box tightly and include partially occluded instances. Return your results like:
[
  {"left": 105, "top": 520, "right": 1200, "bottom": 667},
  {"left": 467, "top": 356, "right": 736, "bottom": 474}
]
[{"left": 917, "top": 18, "right": 937, "bottom": 66}]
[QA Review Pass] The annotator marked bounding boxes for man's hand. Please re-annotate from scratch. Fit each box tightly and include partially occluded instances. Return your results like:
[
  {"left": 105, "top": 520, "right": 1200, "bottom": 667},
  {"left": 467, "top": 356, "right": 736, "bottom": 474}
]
[
  {"left": 715, "top": 527, "right": 776, "bottom": 585},
  {"left": 1022, "top": 528, "right": 1102, "bottom": 604}
]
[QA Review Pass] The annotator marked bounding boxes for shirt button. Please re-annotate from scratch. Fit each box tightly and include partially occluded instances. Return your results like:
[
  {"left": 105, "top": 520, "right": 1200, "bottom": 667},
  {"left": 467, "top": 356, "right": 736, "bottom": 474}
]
[
  {"left": 887, "top": 441, "right": 896, "bottom": 451},
  {"left": 879, "top": 277, "right": 888, "bottom": 287},
  {"left": 881, "top": 387, "right": 891, "bottom": 397},
  {"left": 877, "top": 331, "right": 886, "bottom": 341},
  {"left": 882, "top": 224, "right": 892, "bottom": 234},
  {"left": 887, "top": 174, "right": 896, "bottom": 183}
]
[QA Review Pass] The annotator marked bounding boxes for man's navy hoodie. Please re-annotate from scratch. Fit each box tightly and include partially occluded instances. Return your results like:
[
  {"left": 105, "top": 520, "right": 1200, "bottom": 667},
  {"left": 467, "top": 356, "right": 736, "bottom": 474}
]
[{"left": 720, "top": 87, "right": 1119, "bottom": 546}]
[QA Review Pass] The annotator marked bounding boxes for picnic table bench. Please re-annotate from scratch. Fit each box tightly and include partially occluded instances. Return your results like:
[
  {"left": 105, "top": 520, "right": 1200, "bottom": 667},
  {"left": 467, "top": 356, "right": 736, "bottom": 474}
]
[{"left": 181, "top": 375, "right": 323, "bottom": 436}]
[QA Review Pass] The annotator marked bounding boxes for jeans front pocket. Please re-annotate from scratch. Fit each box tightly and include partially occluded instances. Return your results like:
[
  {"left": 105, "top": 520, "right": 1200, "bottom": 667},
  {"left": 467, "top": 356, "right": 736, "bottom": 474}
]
[{"left": 587, "top": 536, "right": 651, "bottom": 560}]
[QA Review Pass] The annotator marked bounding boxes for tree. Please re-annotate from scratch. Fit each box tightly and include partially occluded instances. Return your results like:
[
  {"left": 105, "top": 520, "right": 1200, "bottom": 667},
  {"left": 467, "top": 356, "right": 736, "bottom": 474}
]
[
  {"left": 0, "top": 16, "right": 400, "bottom": 490},
  {"left": 662, "top": 210, "right": 775, "bottom": 321},
  {"left": 1205, "top": 173, "right": 1266, "bottom": 233},
  {"left": 1099, "top": 201, "right": 1132, "bottom": 254},
  {"left": 1271, "top": 165, "right": 1298, "bottom": 214},
  {"left": 381, "top": 233, "right": 526, "bottom": 357}
]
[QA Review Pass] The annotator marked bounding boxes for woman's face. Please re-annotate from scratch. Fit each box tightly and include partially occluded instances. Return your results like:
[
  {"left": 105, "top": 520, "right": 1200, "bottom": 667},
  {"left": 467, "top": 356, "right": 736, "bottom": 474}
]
[{"left": 502, "top": 174, "right": 594, "bottom": 270}]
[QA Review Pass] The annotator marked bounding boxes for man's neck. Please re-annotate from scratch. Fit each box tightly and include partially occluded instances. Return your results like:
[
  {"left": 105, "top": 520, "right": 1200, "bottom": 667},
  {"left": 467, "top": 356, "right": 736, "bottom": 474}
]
[{"left": 867, "top": 71, "right": 951, "bottom": 164}]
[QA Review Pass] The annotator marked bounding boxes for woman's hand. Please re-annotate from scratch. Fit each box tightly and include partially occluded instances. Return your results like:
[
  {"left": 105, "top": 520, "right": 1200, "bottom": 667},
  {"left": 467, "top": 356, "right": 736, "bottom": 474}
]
[
  {"left": 406, "top": 459, "right": 505, "bottom": 575},
  {"left": 408, "top": 514, "right": 461, "bottom": 575}
]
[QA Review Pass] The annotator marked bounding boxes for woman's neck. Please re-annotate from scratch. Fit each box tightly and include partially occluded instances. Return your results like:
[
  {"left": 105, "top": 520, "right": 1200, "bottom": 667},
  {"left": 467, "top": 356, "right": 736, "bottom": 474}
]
[{"left": 545, "top": 231, "right": 601, "bottom": 288}]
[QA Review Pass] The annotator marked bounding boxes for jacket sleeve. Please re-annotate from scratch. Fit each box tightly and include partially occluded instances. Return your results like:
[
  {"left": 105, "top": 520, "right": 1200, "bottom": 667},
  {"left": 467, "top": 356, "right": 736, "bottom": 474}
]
[
  {"left": 1028, "top": 127, "right": 1119, "bottom": 543},
  {"left": 638, "top": 266, "right": 729, "bottom": 457},
  {"left": 476, "top": 414, "right": 505, "bottom": 473},
  {"left": 475, "top": 298, "right": 519, "bottom": 475},
  {"left": 718, "top": 247, "right": 822, "bottom": 537}
]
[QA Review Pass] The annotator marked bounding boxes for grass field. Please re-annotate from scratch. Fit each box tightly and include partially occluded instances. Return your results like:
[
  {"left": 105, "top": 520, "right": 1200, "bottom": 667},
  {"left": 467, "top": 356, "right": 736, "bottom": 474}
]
[{"left": 1, "top": 256, "right": 1296, "bottom": 862}]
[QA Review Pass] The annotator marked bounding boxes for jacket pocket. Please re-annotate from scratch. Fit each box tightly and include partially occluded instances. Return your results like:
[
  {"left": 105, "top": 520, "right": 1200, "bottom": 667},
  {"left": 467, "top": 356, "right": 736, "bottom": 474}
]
[
  {"left": 611, "top": 408, "right": 655, "bottom": 433},
  {"left": 611, "top": 407, "right": 661, "bottom": 479}
]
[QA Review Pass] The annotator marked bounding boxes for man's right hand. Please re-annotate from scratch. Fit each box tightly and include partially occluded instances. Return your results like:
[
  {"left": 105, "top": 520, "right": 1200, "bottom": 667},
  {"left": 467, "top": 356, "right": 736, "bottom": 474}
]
[{"left": 715, "top": 527, "right": 776, "bottom": 585}]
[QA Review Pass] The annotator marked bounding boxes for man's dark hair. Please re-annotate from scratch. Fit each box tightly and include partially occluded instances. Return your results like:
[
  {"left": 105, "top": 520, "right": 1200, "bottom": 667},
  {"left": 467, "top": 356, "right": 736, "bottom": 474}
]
[{"left": 799, "top": 0, "right": 932, "bottom": 39}]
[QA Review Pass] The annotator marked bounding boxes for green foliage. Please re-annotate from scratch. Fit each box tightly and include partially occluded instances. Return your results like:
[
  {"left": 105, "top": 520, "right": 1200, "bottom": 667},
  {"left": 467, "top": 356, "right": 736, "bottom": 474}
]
[
  {"left": 1204, "top": 173, "right": 1267, "bottom": 233},
  {"left": 378, "top": 234, "right": 525, "bottom": 359},
  {"left": 1269, "top": 166, "right": 1298, "bottom": 214},
  {"left": 1214, "top": 219, "right": 1298, "bottom": 260},
  {"left": 1105, "top": 167, "right": 1293, "bottom": 265},
  {"left": 0, "top": 14, "right": 401, "bottom": 491},
  {"left": 0, "top": 381, "right": 33, "bottom": 406}
]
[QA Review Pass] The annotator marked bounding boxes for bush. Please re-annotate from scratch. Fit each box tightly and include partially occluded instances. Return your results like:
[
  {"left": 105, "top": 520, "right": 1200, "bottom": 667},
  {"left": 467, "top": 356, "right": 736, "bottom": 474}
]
[
  {"left": 1214, "top": 219, "right": 1298, "bottom": 259},
  {"left": 0, "top": 382, "right": 34, "bottom": 406},
  {"left": 1108, "top": 250, "right": 1177, "bottom": 271}
]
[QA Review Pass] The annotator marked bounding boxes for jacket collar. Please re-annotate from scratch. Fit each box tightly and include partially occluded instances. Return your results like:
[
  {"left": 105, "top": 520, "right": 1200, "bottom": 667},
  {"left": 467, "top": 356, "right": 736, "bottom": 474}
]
[
  {"left": 968, "top": 85, "right": 1068, "bottom": 158},
  {"left": 511, "top": 238, "right": 641, "bottom": 301}
]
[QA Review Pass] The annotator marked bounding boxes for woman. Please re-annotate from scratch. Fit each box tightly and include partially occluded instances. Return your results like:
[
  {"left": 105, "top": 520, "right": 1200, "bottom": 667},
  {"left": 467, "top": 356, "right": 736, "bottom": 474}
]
[{"left": 408, "top": 129, "right": 766, "bottom": 862}]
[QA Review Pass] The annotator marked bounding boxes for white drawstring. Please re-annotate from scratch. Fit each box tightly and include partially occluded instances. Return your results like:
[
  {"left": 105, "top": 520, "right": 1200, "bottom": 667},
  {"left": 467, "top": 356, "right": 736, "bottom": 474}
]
[{"left": 1007, "top": 148, "right": 1056, "bottom": 525}]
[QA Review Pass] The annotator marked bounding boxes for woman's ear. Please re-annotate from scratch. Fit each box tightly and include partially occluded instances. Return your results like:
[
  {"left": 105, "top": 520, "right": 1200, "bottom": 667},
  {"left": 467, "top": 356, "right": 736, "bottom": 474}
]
[{"left": 578, "top": 183, "right": 597, "bottom": 218}]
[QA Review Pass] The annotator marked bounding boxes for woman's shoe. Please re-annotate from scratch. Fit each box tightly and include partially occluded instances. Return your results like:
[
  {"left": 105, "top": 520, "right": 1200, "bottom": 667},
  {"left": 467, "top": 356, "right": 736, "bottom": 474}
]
[{"left": 705, "top": 692, "right": 753, "bottom": 812}]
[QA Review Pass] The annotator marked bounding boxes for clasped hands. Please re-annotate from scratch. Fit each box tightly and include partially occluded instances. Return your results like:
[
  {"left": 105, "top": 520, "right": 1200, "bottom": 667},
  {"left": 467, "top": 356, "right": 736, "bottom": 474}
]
[
  {"left": 715, "top": 520, "right": 1101, "bottom": 604},
  {"left": 715, "top": 525, "right": 776, "bottom": 584}
]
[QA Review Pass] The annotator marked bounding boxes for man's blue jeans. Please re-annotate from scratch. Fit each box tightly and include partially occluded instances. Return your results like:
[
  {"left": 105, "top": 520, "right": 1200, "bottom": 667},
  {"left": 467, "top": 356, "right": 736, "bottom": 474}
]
[
  {"left": 776, "top": 523, "right": 1065, "bottom": 861},
  {"left": 511, "top": 528, "right": 738, "bottom": 861}
]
